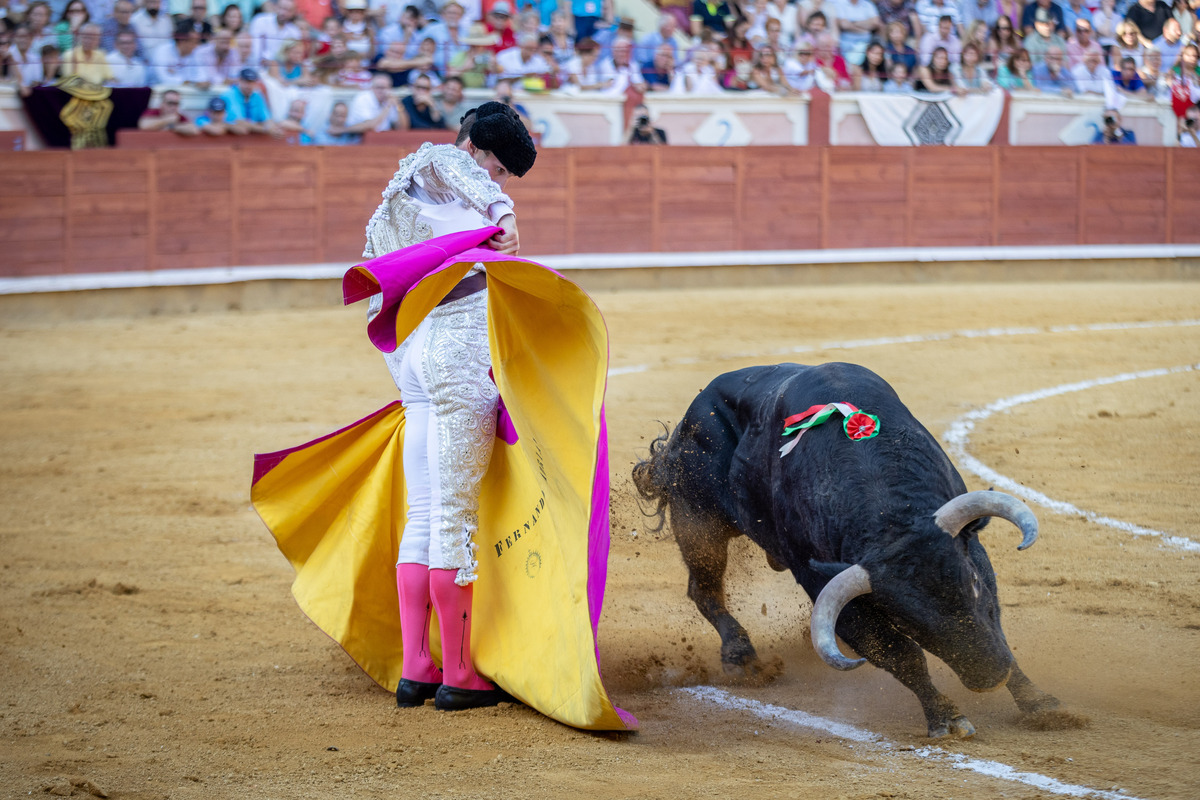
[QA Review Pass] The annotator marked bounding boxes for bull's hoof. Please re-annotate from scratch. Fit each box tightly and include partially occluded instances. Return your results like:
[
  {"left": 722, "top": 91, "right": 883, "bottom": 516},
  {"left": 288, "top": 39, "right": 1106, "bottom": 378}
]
[
  {"left": 928, "top": 715, "right": 976, "bottom": 739},
  {"left": 722, "top": 660, "right": 757, "bottom": 679},
  {"left": 1014, "top": 689, "right": 1061, "bottom": 715},
  {"left": 719, "top": 638, "right": 758, "bottom": 671},
  {"left": 721, "top": 654, "right": 783, "bottom": 686}
]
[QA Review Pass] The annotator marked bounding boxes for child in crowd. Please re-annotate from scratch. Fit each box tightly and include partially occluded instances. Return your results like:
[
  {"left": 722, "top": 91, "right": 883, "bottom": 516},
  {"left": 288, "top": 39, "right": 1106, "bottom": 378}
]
[{"left": 882, "top": 59, "right": 911, "bottom": 92}]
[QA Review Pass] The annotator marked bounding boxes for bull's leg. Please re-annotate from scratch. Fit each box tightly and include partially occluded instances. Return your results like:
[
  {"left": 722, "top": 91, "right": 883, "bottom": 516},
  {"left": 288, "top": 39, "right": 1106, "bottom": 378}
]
[
  {"left": 836, "top": 605, "right": 975, "bottom": 739},
  {"left": 1006, "top": 662, "right": 1060, "bottom": 714},
  {"left": 672, "top": 504, "right": 759, "bottom": 676}
]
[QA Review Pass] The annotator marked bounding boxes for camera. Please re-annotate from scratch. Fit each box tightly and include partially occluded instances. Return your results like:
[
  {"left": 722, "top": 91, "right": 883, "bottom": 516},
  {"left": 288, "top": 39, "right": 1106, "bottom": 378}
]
[
  {"left": 637, "top": 115, "right": 650, "bottom": 127},
  {"left": 1103, "top": 115, "right": 1116, "bottom": 126},
  {"left": 1187, "top": 117, "right": 1197, "bottom": 129}
]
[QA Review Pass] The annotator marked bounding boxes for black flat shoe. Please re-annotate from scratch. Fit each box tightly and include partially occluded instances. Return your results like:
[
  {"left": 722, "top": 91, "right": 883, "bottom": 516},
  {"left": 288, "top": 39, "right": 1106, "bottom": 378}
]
[
  {"left": 434, "top": 684, "right": 512, "bottom": 711},
  {"left": 396, "top": 678, "right": 441, "bottom": 708}
]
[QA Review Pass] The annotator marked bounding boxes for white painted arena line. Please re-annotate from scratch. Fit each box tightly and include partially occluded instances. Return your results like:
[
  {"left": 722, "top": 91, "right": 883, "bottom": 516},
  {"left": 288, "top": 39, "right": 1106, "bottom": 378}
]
[
  {"left": 680, "top": 686, "right": 1147, "bottom": 800},
  {"left": 943, "top": 364, "right": 1200, "bottom": 554},
  {"left": 611, "top": 319, "right": 1200, "bottom": 552}
]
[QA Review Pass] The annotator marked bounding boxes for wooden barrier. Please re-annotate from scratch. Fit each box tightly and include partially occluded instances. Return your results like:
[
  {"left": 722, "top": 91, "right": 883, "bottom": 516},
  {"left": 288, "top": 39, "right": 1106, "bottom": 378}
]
[
  {"left": 115, "top": 129, "right": 304, "bottom": 149},
  {"left": 2, "top": 145, "right": 1198, "bottom": 277}
]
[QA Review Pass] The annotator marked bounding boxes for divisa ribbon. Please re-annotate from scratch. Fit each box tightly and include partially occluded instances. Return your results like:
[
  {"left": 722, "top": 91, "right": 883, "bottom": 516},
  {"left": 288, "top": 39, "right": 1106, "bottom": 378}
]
[{"left": 779, "top": 402, "right": 880, "bottom": 457}]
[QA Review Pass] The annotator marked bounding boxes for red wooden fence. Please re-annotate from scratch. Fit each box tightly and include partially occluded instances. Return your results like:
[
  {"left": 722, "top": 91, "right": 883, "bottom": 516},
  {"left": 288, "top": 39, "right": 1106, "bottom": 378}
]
[{"left": 3, "top": 145, "right": 1197, "bottom": 277}]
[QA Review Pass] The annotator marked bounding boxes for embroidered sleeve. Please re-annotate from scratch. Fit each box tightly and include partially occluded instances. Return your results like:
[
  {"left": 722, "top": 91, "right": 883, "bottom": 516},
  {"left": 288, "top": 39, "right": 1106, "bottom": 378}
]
[
  {"left": 362, "top": 142, "right": 513, "bottom": 259},
  {"left": 421, "top": 145, "right": 513, "bottom": 220}
]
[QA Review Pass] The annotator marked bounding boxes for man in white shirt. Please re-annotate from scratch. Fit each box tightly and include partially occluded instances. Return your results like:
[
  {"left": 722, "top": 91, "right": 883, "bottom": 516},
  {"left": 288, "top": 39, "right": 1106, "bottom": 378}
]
[
  {"left": 913, "top": 0, "right": 960, "bottom": 38},
  {"left": 347, "top": 73, "right": 401, "bottom": 132},
  {"left": 108, "top": 29, "right": 148, "bottom": 86},
  {"left": 783, "top": 38, "right": 821, "bottom": 90},
  {"left": 131, "top": 0, "right": 173, "bottom": 56},
  {"left": 12, "top": 24, "right": 45, "bottom": 86},
  {"left": 247, "top": 0, "right": 302, "bottom": 67},
  {"left": 195, "top": 26, "right": 242, "bottom": 86},
  {"left": 834, "top": 0, "right": 880, "bottom": 65},
  {"left": 1070, "top": 46, "right": 1110, "bottom": 93},
  {"left": 495, "top": 32, "right": 553, "bottom": 79},
  {"left": 151, "top": 19, "right": 207, "bottom": 85},
  {"left": 960, "top": 0, "right": 997, "bottom": 31},
  {"left": 918, "top": 13, "right": 960, "bottom": 64},
  {"left": 608, "top": 38, "right": 646, "bottom": 93}
]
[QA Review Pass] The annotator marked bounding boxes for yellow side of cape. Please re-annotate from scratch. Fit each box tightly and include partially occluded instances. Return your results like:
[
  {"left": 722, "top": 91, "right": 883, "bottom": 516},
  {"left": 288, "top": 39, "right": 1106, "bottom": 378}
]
[{"left": 252, "top": 259, "right": 633, "bottom": 731}]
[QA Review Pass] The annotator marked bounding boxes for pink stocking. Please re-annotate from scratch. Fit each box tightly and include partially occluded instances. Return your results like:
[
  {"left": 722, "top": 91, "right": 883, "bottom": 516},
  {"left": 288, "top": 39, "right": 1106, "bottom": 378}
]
[
  {"left": 396, "top": 563, "right": 443, "bottom": 684},
  {"left": 428, "top": 568, "right": 493, "bottom": 692}
]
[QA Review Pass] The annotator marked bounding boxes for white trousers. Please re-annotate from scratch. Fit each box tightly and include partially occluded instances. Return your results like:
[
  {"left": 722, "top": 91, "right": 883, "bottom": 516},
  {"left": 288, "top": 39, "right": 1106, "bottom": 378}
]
[{"left": 392, "top": 290, "right": 498, "bottom": 585}]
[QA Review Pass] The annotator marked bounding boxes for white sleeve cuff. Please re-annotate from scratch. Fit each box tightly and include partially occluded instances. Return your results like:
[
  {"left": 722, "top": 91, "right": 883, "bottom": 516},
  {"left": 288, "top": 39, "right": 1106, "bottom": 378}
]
[{"left": 487, "top": 201, "right": 515, "bottom": 224}]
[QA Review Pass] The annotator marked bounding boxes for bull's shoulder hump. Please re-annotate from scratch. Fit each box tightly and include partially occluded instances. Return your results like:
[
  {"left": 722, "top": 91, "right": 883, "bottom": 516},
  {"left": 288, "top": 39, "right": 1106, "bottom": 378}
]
[{"left": 707, "top": 363, "right": 812, "bottom": 394}]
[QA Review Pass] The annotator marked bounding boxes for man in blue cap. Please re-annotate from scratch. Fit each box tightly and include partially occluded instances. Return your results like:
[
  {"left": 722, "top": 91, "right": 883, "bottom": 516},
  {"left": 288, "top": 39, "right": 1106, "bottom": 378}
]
[
  {"left": 194, "top": 96, "right": 233, "bottom": 136},
  {"left": 221, "top": 67, "right": 279, "bottom": 136}
]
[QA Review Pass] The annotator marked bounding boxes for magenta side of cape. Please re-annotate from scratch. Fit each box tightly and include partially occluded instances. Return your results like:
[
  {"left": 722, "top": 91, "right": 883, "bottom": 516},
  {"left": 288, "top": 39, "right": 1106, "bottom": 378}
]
[{"left": 344, "top": 226, "right": 502, "bottom": 353}]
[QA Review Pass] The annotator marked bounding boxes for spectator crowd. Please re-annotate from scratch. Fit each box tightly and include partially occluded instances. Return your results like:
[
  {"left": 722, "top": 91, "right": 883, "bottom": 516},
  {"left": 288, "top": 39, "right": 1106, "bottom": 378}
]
[{"left": 0, "top": 0, "right": 1198, "bottom": 144}]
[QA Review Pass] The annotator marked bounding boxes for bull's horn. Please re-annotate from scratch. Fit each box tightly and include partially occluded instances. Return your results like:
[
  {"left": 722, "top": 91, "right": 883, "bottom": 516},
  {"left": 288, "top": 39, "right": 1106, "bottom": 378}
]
[
  {"left": 934, "top": 490, "right": 1039, "bottom": 551},
  {"left": 810, "top": 564, "right": 872, "bottom": 671}
]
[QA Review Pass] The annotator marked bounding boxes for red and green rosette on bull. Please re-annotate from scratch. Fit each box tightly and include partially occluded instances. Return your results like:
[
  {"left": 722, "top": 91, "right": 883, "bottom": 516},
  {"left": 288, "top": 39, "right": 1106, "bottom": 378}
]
[{"left": 780, "top": 402, "right": 880, "bottom": 457}]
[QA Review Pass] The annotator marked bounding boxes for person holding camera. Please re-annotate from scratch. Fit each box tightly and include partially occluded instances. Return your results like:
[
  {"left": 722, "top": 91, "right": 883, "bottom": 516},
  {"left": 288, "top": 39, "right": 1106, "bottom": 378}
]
[
  {"left": 625, "top": 104, "right": 667, "bottom": 144},
  {"left": 1092, "top": 108, "right": 1137, "bottom": 143},
  {"left": 446, "top": 23, "right": 500, "bottom": 88}
]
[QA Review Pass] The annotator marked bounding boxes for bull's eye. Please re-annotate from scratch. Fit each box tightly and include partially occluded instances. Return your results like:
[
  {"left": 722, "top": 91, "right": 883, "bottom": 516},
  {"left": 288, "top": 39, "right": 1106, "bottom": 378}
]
[{"left": 971, "top": 573, "right": 982, "bottom": 600}]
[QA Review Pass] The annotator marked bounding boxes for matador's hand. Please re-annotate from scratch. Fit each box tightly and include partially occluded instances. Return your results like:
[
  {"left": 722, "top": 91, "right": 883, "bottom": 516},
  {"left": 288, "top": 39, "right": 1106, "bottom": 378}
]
[{"left": 489, "top": 213, "right": 519, "bottom": 255}]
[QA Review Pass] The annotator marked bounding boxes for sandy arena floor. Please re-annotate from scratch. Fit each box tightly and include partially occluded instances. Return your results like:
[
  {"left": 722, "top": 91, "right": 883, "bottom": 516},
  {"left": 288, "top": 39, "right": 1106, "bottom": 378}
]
[{"left": 1, "top": 279, "right": 1198, "bottom": 800}]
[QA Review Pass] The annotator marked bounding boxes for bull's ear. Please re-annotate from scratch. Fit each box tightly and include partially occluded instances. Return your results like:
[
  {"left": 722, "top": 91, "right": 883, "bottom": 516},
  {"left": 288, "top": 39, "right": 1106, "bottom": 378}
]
[{"left": 809, "top": 559, "right": 854, "bottom": 579}]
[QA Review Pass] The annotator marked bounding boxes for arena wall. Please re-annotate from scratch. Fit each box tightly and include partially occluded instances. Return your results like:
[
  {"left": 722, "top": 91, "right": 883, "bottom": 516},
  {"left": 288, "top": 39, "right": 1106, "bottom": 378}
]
[{"left": 3, "top": 145, "right": 1199, "bottom": 280}]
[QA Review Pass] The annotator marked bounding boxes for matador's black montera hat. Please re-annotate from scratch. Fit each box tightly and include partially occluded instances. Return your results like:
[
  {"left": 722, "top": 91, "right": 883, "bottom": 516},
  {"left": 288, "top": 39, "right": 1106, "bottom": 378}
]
[{"left": 465, "top": 101, "right": 537, "bottom": 178}]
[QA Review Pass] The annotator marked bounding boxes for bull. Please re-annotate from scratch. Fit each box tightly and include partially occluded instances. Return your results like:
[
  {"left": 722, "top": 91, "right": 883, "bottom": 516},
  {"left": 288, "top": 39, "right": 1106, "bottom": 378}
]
[{"left": 633, "top": 362, "right": 1060, "bottom": 738}]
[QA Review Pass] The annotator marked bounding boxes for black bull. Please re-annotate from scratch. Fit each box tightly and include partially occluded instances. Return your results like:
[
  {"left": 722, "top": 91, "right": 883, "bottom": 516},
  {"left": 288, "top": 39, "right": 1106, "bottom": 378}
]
[{"left": 633, "top": 362, "right": 1060, "bottom": 738}]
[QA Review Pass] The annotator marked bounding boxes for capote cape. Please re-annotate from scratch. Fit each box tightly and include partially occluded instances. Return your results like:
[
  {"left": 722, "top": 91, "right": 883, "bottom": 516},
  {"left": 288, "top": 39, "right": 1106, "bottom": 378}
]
[{"left": 251, "top": 227, "right": 636, "bottom": 731}]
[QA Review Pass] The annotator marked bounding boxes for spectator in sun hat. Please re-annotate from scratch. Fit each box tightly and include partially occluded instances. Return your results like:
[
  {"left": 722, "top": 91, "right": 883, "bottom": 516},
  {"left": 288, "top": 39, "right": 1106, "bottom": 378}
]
[
  {"left": 341, "top": 0, "right": 376, "bottom": 56},
  {"left": 445, "top": 21, "right": 498, "bottom": 87}
]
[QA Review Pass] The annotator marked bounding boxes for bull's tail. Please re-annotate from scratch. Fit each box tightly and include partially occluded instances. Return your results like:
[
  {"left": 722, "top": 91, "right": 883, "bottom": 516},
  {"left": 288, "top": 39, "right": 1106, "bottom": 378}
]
[{"left": 632, "top": 423, "right": 674, "bottom": 533}]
